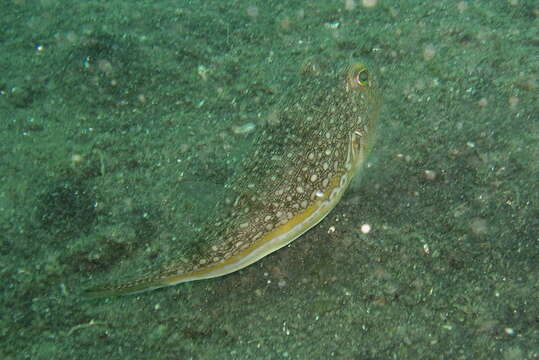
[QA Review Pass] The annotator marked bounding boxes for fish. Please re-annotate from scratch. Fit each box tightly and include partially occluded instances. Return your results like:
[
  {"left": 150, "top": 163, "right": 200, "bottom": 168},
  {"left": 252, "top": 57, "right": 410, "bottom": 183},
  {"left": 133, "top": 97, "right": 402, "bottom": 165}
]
[{"left": 84, "top": 59, "right": 381, "bottom": 297}]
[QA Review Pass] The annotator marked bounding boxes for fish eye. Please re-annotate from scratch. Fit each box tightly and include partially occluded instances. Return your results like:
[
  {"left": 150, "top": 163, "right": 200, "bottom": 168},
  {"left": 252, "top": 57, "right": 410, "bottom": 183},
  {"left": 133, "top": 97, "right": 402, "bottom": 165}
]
[
  {"left": 346, "top": 62, "right": 371, "bottom": 89},
  {"left": 355, "top": 69, "right": 369, "bottom": 87}
]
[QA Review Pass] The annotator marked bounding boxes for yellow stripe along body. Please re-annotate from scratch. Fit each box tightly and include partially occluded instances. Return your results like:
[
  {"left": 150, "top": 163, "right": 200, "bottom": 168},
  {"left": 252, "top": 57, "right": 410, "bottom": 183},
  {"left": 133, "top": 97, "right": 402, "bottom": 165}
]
[{"left": 85, "top": 60, "right": 381, "bottom": 297}]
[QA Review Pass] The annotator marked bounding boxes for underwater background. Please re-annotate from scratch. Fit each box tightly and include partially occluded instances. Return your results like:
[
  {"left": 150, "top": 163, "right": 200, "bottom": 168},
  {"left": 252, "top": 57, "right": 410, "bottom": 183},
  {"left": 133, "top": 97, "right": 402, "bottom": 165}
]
[{"left": 0, "top": 0, "right": 537, "bottom": 359}]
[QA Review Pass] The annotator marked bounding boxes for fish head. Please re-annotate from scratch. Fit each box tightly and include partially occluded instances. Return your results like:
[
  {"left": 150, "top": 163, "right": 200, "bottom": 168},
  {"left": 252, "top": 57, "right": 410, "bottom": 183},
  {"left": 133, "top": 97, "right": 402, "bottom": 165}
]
[{"left": 341, "top": 61, "right": 381, "bottom": 173}]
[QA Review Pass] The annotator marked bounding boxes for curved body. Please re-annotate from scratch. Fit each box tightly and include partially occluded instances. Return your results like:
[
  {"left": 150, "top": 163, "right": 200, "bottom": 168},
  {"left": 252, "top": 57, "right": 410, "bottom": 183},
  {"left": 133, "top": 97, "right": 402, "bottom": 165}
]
[{"left": 85, "top": 60, "right": 381, "bottom": 297}]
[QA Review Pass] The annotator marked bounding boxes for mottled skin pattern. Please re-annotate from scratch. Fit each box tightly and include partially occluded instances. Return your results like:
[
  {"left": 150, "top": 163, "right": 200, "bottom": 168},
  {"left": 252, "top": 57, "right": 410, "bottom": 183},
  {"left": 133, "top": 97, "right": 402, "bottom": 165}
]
[{"left": 85, "top": 60, "right": 380, "bottom": 297}]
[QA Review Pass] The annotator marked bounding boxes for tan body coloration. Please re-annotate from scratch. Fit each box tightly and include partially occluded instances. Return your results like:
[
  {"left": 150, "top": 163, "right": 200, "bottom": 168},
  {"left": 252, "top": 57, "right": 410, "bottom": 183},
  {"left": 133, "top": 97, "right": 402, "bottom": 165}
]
[{"left": 85, "top": 60, "right": 381, "bottom": 297}]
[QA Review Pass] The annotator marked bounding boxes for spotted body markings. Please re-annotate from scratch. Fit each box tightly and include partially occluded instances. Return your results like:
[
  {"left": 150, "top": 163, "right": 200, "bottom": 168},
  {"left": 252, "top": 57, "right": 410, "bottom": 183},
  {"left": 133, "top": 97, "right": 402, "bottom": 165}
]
[{"left": 85, "top": 60, "right": 381, "bottom": 297}]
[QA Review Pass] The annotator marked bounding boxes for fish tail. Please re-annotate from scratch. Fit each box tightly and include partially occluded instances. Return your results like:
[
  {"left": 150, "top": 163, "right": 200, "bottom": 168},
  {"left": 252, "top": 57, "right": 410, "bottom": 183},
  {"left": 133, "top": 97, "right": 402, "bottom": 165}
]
[{"left": 83, "top": 276, "right": 166, "bottom": 298}]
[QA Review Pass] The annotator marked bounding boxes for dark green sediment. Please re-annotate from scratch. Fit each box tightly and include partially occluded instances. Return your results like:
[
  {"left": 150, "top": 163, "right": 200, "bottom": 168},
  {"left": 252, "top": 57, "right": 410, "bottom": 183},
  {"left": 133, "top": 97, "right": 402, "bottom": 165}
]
[{"left": 0, "top": 1, "right": 537, "bottom": 359}]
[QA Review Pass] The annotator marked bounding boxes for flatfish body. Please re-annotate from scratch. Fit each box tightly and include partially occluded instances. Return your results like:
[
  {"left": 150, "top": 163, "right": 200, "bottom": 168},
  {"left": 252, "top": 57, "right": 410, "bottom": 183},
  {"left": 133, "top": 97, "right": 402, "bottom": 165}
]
[{"left": 85, "top": 60, "right": 381, "bottom": 297}]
